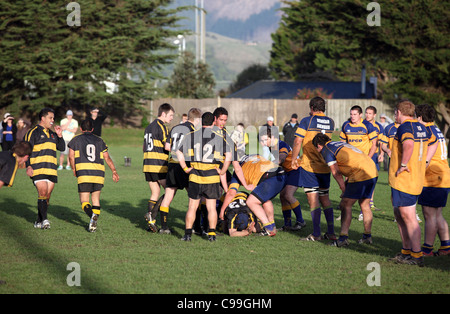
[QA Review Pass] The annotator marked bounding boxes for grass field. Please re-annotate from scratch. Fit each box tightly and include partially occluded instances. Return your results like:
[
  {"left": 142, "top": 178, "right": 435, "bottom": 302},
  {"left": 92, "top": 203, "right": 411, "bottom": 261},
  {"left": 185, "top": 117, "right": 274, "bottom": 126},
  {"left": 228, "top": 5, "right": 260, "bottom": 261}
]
[{"left": 1, "top": 127, "right": 449, "bottom": 295}]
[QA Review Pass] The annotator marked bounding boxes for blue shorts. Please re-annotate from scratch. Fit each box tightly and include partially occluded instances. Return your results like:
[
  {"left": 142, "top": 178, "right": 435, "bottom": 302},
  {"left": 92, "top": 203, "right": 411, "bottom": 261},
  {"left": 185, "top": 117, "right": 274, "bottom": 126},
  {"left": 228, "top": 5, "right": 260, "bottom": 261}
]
[
  {"left": 418, "top": 187, "right": 450, "bottom": 208},
  {"left": 343, "top": 178, "right": 377, "bottom": 200},
  {"left": 251, "top": 173, "right": 287, "bottom": 203},
  {"left": 391, "top": 188, "right": 419, "bottom": 207},
  {"left": 299, "top": 167, "right": 330, "bottom": 189},
  {"left": 285, "top": 169, "right": 302, "bottom": 187}
]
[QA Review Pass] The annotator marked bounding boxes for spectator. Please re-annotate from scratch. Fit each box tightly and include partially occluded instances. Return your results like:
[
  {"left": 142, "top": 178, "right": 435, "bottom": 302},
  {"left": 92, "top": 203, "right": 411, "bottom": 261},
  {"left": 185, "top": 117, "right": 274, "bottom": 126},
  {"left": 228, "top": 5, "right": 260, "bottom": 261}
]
[
  {"left": 2, "top": 113, "right": 17, "bottom": 151},
  {"left": 58, "top": 110, "right": 78, "bottom": 170},
  {"left": 16, "top": 118, "right": 31, "bottom": 142},
  {"left": 282, "top": 113, "right": 299, "bottom": 148},
  {"left": 87, "top": 107, "right": 107, "bottom": 137}
]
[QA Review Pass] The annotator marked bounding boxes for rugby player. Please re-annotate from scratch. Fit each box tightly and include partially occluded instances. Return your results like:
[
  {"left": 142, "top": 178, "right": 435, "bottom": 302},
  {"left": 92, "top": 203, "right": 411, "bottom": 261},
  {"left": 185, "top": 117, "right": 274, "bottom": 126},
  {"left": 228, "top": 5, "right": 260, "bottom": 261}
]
[
  {"left": 143, "top": 103, "right": 174, "bottom": 232},
  {"left": 25, "top": 108, "right": 65, "bottom": 229},
  {"left": 259, "top": 127, "right": 305, "bottom": 231},
  {"left": 68, "top": 119, "right": 119, "bottom": 232},
  {"left": 177, "top": 112, "right": 232, "bottom": 242},
  {"left": 291, "top": 96, "right": 336, "bottom": 241},
  {"left": 158, "top": 107, "right": 202, "bottom": 234},
  {"left": 0, "top": 141, "right": 32, "bottom": 189},
  {"left": 415, "top": 104, "right": 450, "bottom": 257},
  {"left": 313, "top": 133, "right": 378, "bottom": 247},
  {"left": 388, "top": 100, "right": 437, "bottom": 266}
]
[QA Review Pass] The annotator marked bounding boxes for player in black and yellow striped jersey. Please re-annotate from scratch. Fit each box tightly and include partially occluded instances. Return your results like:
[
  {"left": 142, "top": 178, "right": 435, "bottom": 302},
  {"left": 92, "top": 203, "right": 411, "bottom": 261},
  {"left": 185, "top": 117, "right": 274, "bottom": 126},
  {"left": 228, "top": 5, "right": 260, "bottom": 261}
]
[
  {"left": 68, "top": 119, "right": 119, "bottom": 232},
  {"left": 0, "top": 141, "right": 32, "bottom": 189},
  {"left": 24, "top": 108, "right": 65, "bottom": 229},
  {"left": 143, "top": 103, "right": 174, "bottom": 232},
  {"left": 177, "top": 112, "right": 232, "bottom": 242},
  {"left": 156, "top": 108, "right": 202, "bottom": 234}
]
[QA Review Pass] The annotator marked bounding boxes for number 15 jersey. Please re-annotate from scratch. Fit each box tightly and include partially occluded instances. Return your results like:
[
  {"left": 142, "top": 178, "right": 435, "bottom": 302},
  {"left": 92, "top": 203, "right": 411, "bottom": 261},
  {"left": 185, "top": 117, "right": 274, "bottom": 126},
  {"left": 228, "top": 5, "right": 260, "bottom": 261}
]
[{"left": 68, "top": 132, "right": 108, "bottom": 185}]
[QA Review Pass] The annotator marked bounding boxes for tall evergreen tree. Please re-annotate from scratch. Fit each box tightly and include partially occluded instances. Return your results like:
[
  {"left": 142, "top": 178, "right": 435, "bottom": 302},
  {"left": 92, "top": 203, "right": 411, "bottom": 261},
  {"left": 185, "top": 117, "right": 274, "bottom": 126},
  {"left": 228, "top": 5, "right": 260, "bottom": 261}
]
[{"left": 0, "top": 0, "right": 187, "bottom": 119}]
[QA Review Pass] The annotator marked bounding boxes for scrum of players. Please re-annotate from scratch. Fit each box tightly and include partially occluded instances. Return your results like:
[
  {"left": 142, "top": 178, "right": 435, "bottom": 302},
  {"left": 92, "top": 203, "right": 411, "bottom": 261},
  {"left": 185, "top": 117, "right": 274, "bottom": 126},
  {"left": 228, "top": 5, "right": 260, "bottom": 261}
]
[{"left": 1, "top": 97, "right": 449, "bottom": 266}]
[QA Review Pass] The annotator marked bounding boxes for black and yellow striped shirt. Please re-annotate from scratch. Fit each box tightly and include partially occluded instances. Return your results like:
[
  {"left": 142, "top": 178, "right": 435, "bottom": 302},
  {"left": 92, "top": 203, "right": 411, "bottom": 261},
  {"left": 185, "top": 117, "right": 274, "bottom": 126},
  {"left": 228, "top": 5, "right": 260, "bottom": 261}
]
[
  {"left": 143, "top": 119, "right": 169, "bottom": 173},
  {"left": 178, "top": 127, "right": 230, "bottom": 184},
  {"left": 68, "top": 132, "right": 108, "bottom": 185},
  {"left": 0, "top": 151, "right": 19, "bottom": 187},
  {"left": 25, "top": 125, "right": 65, "bottom": 181}
]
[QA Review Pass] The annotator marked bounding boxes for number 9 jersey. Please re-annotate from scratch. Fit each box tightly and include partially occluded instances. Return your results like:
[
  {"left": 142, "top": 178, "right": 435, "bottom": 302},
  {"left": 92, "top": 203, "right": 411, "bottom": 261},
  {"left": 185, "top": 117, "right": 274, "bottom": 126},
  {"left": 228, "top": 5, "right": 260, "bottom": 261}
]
[{"left": 68, "top": 132, "right": 108, "bottom": 185}]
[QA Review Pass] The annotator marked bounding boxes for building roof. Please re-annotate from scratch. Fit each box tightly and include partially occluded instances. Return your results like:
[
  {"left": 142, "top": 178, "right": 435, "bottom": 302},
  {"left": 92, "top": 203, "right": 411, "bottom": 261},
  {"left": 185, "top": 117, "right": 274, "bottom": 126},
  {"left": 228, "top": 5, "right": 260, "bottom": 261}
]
[{"left": 226, "top": 80, "right": 376, "bottom": 99}]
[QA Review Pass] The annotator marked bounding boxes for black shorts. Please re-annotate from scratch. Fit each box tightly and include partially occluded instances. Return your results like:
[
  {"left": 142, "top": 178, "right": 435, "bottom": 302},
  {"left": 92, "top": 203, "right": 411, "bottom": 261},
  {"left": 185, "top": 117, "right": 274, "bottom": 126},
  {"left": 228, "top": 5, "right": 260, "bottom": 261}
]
[
  {"left": 145, "top": 172, "right": 167, "bottom": 182},
  {"left": 188, "top": 182, "right": 221, "bottom": 200},
  {"left": 166, "top": 163, "right": 189, "bottom": 190},
  {"left": 78, "top": 183, "right": 103, "bottom": 193}
]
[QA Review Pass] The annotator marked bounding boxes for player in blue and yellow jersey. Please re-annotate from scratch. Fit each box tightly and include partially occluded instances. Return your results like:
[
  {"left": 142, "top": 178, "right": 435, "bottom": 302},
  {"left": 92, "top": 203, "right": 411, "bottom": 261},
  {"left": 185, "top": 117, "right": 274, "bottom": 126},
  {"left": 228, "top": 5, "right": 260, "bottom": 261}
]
[
  {"left": 153, "top": 108, "right": 203, "bottom": 234},
  {"left": 389, "top": 100, "right": 437, "bottom": 266},
  {"left": 25, "top": 108, "right": 66, "bottom": 229},
  {"left": 365, "top": 106, "right": 384, "bottom": 211},
  {"left": 259, "top": 127, "right": 305, "bottom": 231},
  {"left": 177, "top": 112, "right": 233, "bottom": 242},
  {"left": 341, "top": 105, "right": 378, "bottom": 222},
  {"left": 143, "top": 103, "right": 174, "bottom": 232},
  {"left": 219, "top": 154, "right": 287, "bottom": 237},
  {"left": 291, "top": 96, "right": 336, "bottom": 241},
  {"left": 415, "top": 104, "right": 450, "bottom": 257},
  {"left": 68, "top": 119, "right": 119, "bottom": 232},
  {"left": 313, "top": 133, "right": 378, "bottom": 247},
  {"left": 0, "top": 141, "right": 32, "bottom": 189}
]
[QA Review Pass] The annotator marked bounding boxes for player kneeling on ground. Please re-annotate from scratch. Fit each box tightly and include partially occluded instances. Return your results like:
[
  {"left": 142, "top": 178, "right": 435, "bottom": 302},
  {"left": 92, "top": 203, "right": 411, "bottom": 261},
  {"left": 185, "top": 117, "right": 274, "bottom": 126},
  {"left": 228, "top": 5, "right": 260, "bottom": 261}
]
[{"left": 68, "top": 119, "right": 119, "bottom": 232}]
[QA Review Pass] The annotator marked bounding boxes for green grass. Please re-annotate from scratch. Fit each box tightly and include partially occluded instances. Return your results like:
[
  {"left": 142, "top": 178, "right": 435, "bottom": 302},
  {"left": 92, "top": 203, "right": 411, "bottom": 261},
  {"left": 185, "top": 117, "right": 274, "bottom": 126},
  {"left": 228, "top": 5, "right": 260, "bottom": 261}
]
[{"left": 1, "top": 128, "right": 449, "bottom": 294}]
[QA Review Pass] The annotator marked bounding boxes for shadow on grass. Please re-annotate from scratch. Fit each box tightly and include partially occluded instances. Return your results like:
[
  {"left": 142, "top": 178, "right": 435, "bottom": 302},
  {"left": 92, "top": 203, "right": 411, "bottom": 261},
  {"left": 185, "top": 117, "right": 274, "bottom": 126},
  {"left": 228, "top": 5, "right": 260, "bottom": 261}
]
[{"left": 0, "top": 197, "right": 116, "bottom": 293}]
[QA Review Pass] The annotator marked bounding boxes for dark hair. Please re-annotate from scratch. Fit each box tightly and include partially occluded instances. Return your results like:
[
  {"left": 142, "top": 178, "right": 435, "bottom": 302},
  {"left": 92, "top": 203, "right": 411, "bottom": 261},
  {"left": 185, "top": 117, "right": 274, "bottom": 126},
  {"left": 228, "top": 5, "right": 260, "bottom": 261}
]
[
  {"left": 201, "top": 112, "right": 215, "bottom": 126},
  {"left": 39, "top": 108, "right": 55, "bottom": 121},
  {"left": 415, "top": 104, "right": 435, "bottom": 123},
  {"left": 312, "top": 133, "right": 331, "bottom": 148},
  {"left": 259, "top": 125, "right": 273, "bottom": 139},
  {"left": 213, "top": 107, "right": 228, "bottom": 118},
  {"left": 350, "top": 105, "right": 363, "bottom": 114},
  {"left": 365, "top": 106, "right": 377, "bottom": 114},
  {"left": 309, "top": 97, "right": 326, "bottom": 112},
  {"left": 12, "top": 141, "right": 32, "bottom": 157},
  {"left": 158, "top": 103, "right": 175, "bottom": 117},
  {"left": 80, "top": 119, "right": 93, "bottom": 132}
]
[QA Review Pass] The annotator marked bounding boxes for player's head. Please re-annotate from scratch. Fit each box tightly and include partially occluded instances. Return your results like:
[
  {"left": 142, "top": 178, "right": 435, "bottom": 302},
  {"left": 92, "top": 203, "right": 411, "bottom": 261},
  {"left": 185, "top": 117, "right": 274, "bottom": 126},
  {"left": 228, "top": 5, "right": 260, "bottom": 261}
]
[
  {"left": 80, "top": 119, "right": 94, "bottom": 132},
  {"left": 365, "top": 106, "right": 377, "bottom": 122},
  {"left": 309, "top": 96, "right": 326, "bottom": 113},
  {"left": 395, "top": 99, "right": 415, "bottom": 123},
  {"left": 201, "top": 112, "right": 215, "bottom": 127},
  {"left": 158, "top": 103, "right": 175, "bottom": 123},
  {"left": 312, "top": 133, "right": 331, "bottom": 152},
  {"left": 213, "top": 107, "right": 228, "bottom": 129},
  {"left": 349, "top": 105, "right": 363, "bottom": 123},
  {"left": 12, "top": 141, "right": 32, "bottom": 165},
  {"left": 38, "top": 108, "right": 55, "bottom": 129},
  {"left": 188, "top": 108, "right": 202, "bottom": 126},
  {"left": 415, "top": 104, "right": 435, "bottom": 123},
  {"left": 259, "top": 126, "right": 275, "bottom": 147}
]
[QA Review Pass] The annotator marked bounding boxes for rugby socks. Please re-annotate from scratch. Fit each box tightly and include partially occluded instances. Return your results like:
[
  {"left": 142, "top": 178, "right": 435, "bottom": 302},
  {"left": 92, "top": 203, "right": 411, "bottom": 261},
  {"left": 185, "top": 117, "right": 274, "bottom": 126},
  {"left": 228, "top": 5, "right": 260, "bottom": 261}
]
[
  {"left": 207, "top": 228, "right": 216, "bottom": 236},
  {"left": 263, "top": 221, "right": 276, "bottom": 232},
  {"left": 311, "top": 207, "right": 321, "bottom": 237},
  {"left": 438, "top": 240, "right": 450, "bottom": 255},
  {"left": 411, "top": 250, "right": 423, "bottom": 260},
  {"left": 291, "top": 201, "right": 305, "bottom": 224},
  {"left": 401, "top": 248, "right": 411, "bottom": 258},
  {"left": 281, "top": 204, "right": 292, "bottom": 227},
  {"left": 82, "top": 202, "right": 93, "bottom": 217},
  {"left": 160, "top": 206, "right": 169, "bottom": 229},
  {"left": 147, "top": 200, "right": 156, "bottom": 223},
  {"left": 362, "top": 233, "right": 371, "bottom": 239},
  {"left": 92, "top": 205, "right": 101, "bottom": 216},
  {"left": 421, "top": 243, "right": 434, "bottom": 255},
  {"left": 338, "top": 234, "right": 348, "bottom": 242},
  {"left": 323, "top": 207, "right": 334, "bottom": 235},
  {"left": 37, "top": 197, "right": 48, "bottom": 222}
]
